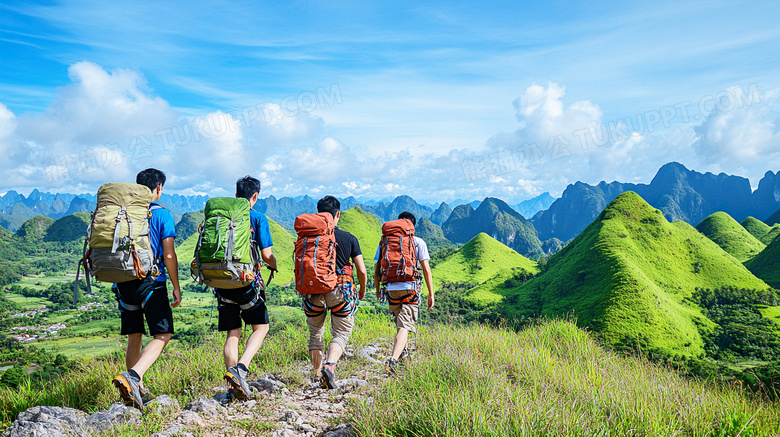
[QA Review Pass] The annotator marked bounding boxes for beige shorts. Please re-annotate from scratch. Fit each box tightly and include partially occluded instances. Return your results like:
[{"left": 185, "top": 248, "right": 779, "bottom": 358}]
[
  {"left": 388, "top": 289, "right": 419, "bottom": 333},
  {"left": 304, "top": 288, "right": 355, "bottom": 352}
]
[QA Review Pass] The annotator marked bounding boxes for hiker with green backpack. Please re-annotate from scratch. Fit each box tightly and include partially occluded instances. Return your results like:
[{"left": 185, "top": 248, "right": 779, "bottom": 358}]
[
  {"left": 374, "top": 211, "right": 435, "bottom": 373},
  {"left": 77, "top": 168, "right": 180, "bottom": 409},
  {"left": 190, "top": 176, "right": 277, "bottom": 400},
  {"left": 294, "top": 196, "right": 367, "bottom": 389}
]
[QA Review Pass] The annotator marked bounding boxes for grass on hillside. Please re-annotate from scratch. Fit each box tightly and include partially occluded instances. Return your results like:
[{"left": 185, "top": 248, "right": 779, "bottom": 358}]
[
  {"left": 0, "top": 309, "right": 397, "bottom": 432},
  {"left": 353, "top": 319, "right": 780, "bottom": 436},
  {"left": 745, "top": 237, "right": 780, "bottom": 289},
  {"left": 338, "top": 206, "right": 383, "bottom": 259},
  {"left": 697, "top": 212, "right": 765, "bottom": 262},
  {"left": 742, "top": 216, "right": 772, "bottom": 241},
  {"left": 431, "top": 233, "right": 538, "bottom": 288},
  {"left": 494, "top": 192, "right": 770, "bottom": 357}
]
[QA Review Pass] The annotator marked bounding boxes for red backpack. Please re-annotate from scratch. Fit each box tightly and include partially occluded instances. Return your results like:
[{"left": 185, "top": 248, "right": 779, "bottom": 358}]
[
  {"left": 294, "top": 213, "right": 337, "bottom": 295},
  {"left": 378, "top": 219, "right": 420, "bottom": 284}
]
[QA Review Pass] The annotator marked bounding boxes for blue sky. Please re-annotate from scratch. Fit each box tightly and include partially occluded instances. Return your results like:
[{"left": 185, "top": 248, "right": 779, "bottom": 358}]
[{"left": 1, "top": 0, "right": 779, "bottom": 202}]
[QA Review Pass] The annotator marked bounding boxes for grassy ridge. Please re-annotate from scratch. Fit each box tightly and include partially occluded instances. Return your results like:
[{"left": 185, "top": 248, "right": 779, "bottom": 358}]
[
  {"left": 354, "top": 319, "right": 780, "bottom": 436},
  {"left": 495, "top": 192, "right": 770, "bottom": 357},
  {"left": 431, "top": 233, "right": 538, "bottom": 288},
  {"left": 337, "top": 206, "right": 383, "bottom": 259},
  {"left": 697, "top": 212, "right": 765, "bottom": 262}
]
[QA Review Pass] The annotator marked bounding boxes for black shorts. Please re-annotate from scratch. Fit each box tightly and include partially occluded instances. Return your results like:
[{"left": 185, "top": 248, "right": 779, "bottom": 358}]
[
  {"left": 116, "top": 277, "right": 173, "bottom": 336},
  {"left": 216, "top": 285, "right": 270, "bottom": 331}
]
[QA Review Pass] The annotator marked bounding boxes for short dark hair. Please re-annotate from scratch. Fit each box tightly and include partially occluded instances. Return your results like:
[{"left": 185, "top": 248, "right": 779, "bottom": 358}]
[
  {"left": 236, "top": 176, "right": 261, "bottom": 200},
  {"left": 317, "top": 196, "right": 340, "bottom": 219},
  {"left": 136, "top": 168, "right": 166, "bottom": 192},
  {"left": 398, "top": 211, "right": 416, "bottom": 226}
]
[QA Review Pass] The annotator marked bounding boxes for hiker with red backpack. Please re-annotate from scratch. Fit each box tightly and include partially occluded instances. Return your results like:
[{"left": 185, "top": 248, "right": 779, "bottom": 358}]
[
  {"left": 374, "top": 211, "right": 435, "bottom": 373},
  {"left": 81, "top": 168, "right": 181, "bottom": 409},
  {"left": 191, "top": 176, "right": 278, "bottom": 400},
  {"left": 294, "top": 196, "right": 368, "bottom": 388}
]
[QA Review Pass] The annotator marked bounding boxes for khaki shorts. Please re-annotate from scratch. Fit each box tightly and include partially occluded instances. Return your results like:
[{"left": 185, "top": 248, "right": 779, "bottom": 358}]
[
  {"left": 304, "top": 289, "right": 355, "bottom": 352},
  {"left": 388, "top": 289, "right": 419, "bottom": 333}
]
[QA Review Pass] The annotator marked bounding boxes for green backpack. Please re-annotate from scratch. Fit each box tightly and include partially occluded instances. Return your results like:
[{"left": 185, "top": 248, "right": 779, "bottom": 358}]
[{"left": 191, "top": 197, "right": 260, "bottom": 289}]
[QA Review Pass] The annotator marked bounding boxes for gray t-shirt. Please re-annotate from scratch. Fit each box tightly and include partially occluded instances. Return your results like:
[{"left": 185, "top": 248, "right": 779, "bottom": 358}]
[{"left": 374, "top": 236, "right": 430, "bottom": 291}]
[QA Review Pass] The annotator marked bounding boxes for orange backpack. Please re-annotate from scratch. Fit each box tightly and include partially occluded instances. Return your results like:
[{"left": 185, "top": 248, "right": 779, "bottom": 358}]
[
  {"left": 378, "top": 219, "right": 420, "bottom": 284},
  {"left": 294, "top": 213, "right": 337, "bottom": 295}
]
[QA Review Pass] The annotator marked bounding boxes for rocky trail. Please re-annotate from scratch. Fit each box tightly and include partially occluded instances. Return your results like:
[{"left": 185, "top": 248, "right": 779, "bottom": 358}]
[{"left": 4, "top": 344, "right": 390, "bottom": 437}]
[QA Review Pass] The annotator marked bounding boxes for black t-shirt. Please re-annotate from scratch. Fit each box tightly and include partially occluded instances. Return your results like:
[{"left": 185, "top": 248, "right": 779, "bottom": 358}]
[{"left": 335, "top": 227, "right": 361, "bottom": 270}]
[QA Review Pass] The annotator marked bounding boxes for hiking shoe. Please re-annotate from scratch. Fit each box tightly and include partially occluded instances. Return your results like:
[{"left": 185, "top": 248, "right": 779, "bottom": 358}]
[
  {"left": 112, "top": 371, "right": 144, "bottom": 410},
  {"left": 399, "top": 348, "right": 410, "bottom": 362},
  {"left": 224, "top": 364, "right": 251, "bottom": 401},
  {"left": 139, "top": 385, "right": 152, "bottom": 405},
  {"left": 385, "top": 358, "right": 399, "bottom": 374},
  {"left": 320, "top": 362, "right": 337, "bottom": 389}
]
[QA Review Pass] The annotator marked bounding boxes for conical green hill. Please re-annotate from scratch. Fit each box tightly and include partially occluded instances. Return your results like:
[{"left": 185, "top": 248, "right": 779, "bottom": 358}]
[
  {"left": 337, "top": 206, "right": 383, "bottom": 260},
  {"left": 496, "top": 191, "right": 769, "bottom": 357},
  {"left": 432, "top": 232, "right": 538, "bottom": 288},
  {"left": 763, "top": 225, "right": 780, "bottom": 244},
  {"left": 741, "top": 216, "right": 771, "bottom": 240},
  {"left": 44, "top": 213, "right": 90, "bottom": 242},
  {"left": 696, "top": 212, "right": 765, "bottom": 262},
  {"left": 745, "top": 237, "right": 780, "bottom": 288},
  {"left": 176, "top": 216, "right": 295, "bottom": 286}
]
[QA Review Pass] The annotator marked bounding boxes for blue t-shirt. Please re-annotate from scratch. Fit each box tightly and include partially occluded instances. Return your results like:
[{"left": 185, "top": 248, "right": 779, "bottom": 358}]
[
  {"left": 149, "top": 201, "right": 176, "bottom": 282},
  {"left": 251, "top": 209, "right": 274, "bottom": 251}
]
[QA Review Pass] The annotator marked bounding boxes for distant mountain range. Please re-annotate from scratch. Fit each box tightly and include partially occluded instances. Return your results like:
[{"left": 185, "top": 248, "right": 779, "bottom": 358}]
[
  {"left": 2, "top": 162, "right": 778, "bottom": 252},
  {"left": 531, "top": 162, "right": 780, "bottom": 242}
]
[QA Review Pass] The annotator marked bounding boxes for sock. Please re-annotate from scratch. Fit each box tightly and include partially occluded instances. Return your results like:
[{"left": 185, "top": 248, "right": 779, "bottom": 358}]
[
  {"left": 237, "top": 363, "right": 248, "bottom": 372},
  {"left": 128, "top": 369, "right": 141, "bottom": 382}
]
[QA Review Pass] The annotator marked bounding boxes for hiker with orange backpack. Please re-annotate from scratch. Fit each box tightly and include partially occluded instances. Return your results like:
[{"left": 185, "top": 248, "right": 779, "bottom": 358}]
[
  {"left": 191, "top": 176, "right": 278, "bottom": 400},
  {"left": 84, "top": 168, "right": 181, "bottom": 409},
  {"left": 294, "top": 196, "right": 367, "bottom": 388},
  {"left": 374, "top": 211, "right": 434, "bottom": 373}
]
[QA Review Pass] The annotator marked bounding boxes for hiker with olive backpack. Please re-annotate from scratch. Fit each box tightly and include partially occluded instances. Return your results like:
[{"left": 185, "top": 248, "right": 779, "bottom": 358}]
[
  {"left": 294, "top": 196, "right": 367, "bottom": 389},
  {"left": 76, "top": 168, "right": 181, "bottom": 410},
  {"left": 190, "top": 176, "right": 278, "bottom": 400},
  {"left": 374, "top": 211, "right": 435, "bottom": 374}
]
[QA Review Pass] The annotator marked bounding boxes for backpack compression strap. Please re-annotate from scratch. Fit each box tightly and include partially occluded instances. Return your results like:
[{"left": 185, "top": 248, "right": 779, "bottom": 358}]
[{"left": 111, "top": 207, "right": 133, "bottom": 253}]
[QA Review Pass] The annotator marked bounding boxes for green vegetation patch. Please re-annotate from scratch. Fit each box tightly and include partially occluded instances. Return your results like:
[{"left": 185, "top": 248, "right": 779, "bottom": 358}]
[
  {"left": 353, "top": 319, "right": 780, "bottom": 436},
  {"left": 496, "top": 192, "right": 769, "bottom": 357},
  {"left": 431, "top": 233, "right": 537, "bottom": 289},
  {"left": 697, "top": 212, "right": 765, "bottom": 262},
  {"left": 745, "top": 236, "right": 780, "bottom": 288},
  {"left": 337, "top": 206, "right": 382, "bottom": 259}
]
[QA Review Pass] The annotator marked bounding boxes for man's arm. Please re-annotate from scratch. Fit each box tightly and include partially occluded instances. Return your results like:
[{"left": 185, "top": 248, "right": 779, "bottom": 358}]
[
  {"left": 374, "top": 261, "right": 382, "bottom": 294},
  {"left": 420, "top": 259, "right": 434, "bottom": 310},
  {"left": 162, "top": 237, "right": 181, "bottom": 307},
  {"left": 353, "top": 254, "right": 367, "bottom": 300},
  {"left": 261, "top": 247, "right": 278, "bottom": 271}
]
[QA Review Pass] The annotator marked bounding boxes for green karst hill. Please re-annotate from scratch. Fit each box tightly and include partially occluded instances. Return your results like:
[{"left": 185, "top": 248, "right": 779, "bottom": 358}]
[
  {"left": 432, "top": 233, "right": 537, "bottom": 287},
  {"left": 696, "top": 212, "right": 765, "bottom": 262},
  {"left": 174, "top": 211, "right": 205, "bottom": 245},
  {"left": 741, "top": 216, "right": 780, "bottom": 245},
  {"left": 488, "top": 191, "right": 769, "bottom": 357},
  {"left": 745, "top": 236, "right": 780, "bottom": 288},
  {"left": 766, "top": 206, "right": 780, "bottom": 226},
  {"left": 44, "top": 213, "right": 90, "bottom": 242},
  {"left": 415, "top": 217, "right": 454, "bottom": 253},
  {"left": 336, "top": 206, "right": 382, "bottom": 258},
  {"left": 741, "top": 216, "right": 771, "bottom": 240},
  {"left": 16, "top": 215, "right": 54, "bottom": 241}
]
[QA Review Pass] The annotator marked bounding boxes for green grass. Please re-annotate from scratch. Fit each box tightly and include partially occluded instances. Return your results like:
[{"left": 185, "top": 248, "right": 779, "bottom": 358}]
[
  {"left": 495, "top": 192, "right": 770, "bottom": 357},
  {"left": 745, "top": 236, "right": 780, "bottom": 289},
  {"left": 432, "top": 233, "right": 538, "bottom": 288},
  {"left": 353, "top": 319, "right": 780, "bottom": 436},
  {"left": 0, "top": 309, "right": 394, "bottom": 431},
  {"left": 742, "top": 216, "right": 772, "bottom": 242},
  {"left": 697, "top": 212, "right": 766, "bottom": 262},
  {"left": 763, "top": 225, "right": 780, "bottom": 245},
  {"left": 4, "top": 293, "right": 53, "bottom": 310},
  {"left": 338, "top": 206, "right": 383, "bottom": 259}
]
